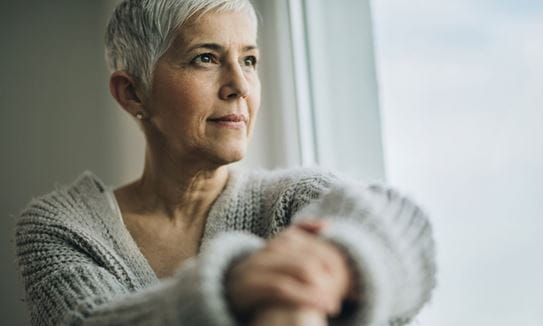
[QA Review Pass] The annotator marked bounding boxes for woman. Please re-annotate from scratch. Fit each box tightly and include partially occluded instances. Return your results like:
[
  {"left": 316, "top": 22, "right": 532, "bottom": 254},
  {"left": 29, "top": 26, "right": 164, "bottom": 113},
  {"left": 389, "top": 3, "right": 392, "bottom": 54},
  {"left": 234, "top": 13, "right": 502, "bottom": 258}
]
[{"left": 15, "top": 0, "right": 436, "bottom": 325}]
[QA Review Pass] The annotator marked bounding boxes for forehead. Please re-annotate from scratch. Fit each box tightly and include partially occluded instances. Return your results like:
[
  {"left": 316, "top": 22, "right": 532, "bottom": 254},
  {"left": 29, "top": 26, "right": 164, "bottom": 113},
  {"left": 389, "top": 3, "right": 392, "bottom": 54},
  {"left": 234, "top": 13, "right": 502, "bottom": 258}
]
[{"left": 175, "top": 10, "right": 258, "bottom": 49}]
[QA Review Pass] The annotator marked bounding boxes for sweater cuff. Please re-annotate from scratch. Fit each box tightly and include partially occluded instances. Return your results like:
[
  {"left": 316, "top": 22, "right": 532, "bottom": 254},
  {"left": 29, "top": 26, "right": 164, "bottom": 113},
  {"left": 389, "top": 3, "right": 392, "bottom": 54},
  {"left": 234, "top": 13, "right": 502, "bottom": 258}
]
[
  {"left": 318, "top": 220, "right": 397, "bottom": 326},
  {"left": 192, "top": 231, "right": 265, "bottom": 326}
]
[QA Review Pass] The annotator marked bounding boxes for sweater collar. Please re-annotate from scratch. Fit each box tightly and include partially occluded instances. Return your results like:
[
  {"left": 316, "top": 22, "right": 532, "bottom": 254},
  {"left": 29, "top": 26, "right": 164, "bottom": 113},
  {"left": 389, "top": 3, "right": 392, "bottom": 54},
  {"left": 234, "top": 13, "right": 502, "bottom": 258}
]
[
  {"left": 73, "top": 171, "right": 159, "bottom": 287},
  {"left": 71, "top": 168, "right": 246, "bottom": 285}
]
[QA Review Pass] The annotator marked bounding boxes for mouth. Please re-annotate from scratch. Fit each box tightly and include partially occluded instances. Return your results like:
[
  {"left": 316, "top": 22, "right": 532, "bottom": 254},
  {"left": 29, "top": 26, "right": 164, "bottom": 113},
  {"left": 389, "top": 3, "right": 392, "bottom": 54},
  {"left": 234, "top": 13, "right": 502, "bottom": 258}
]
[{"left": 207, "top": 114, "right": 248, "bottom": 129}]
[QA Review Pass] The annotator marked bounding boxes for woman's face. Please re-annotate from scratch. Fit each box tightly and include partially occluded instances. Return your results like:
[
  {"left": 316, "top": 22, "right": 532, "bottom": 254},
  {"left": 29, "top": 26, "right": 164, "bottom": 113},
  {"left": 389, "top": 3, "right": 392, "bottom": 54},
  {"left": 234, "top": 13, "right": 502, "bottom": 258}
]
[{"left": 144, "top": 10, "right": 261, "bottom": 167}]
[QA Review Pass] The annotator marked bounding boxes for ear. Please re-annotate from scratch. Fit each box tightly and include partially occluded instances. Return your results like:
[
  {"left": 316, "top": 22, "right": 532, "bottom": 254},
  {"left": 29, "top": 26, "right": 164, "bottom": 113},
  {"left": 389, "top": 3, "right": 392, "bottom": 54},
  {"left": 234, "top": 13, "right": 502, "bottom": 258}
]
[{"left": 109, "top": 71, "right": 146, "bottom": 117}]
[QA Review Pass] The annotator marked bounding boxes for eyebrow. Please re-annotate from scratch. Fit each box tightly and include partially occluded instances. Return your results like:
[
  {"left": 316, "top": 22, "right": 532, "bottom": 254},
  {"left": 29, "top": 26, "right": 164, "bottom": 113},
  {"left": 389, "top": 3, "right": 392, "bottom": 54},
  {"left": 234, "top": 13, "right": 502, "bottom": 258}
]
[{"left": 186, "top": 43, "right": 259, "bottom": 53}]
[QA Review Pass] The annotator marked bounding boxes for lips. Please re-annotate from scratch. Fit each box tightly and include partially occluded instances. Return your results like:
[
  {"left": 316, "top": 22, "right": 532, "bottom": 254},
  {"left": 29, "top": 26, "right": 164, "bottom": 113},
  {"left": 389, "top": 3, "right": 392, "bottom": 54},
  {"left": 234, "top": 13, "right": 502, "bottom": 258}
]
[
  {"left": 208, "top": 114, "right": 247, "bottom": 123},
  {"left": 207, "top": 114, "right": 248, "bottom": 129}
]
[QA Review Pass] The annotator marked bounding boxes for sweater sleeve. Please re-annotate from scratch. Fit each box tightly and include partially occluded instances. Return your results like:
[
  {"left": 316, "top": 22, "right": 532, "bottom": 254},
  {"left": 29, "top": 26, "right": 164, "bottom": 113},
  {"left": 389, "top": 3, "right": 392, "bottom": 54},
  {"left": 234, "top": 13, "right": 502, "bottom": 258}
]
[
  {"left": 15, "top": 209, "right": 265, "bottom": 326},
  {"left": 292, "top": 180, "right": 436, "bottom": 326}
]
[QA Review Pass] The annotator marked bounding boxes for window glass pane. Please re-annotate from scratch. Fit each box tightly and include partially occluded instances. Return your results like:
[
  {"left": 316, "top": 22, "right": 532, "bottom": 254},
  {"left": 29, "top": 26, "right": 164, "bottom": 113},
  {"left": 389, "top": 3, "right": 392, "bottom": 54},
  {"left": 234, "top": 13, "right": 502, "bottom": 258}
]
[{"left": 373, "top": 1, "right": 543, "bottom": 324}]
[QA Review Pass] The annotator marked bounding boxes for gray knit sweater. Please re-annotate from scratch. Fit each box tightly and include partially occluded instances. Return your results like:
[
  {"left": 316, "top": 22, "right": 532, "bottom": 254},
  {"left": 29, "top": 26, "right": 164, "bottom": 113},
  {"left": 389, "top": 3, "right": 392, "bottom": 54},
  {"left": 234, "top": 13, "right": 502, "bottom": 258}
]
[{"left": 15, "top": 167, "right": 436, "bottom": 326}]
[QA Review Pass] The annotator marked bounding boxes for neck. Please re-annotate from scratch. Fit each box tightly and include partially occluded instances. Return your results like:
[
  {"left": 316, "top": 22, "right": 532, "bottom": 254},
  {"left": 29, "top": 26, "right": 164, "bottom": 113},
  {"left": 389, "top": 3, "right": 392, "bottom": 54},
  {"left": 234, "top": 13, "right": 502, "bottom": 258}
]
[{"left": 120, "top": 147, "right": 230, "bottom": 226}]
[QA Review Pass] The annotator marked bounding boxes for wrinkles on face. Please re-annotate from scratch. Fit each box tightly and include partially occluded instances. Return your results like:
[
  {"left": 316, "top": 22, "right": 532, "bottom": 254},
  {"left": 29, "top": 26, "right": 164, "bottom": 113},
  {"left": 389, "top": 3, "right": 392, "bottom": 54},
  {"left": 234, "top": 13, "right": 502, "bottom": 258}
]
[{"left": 142, "top": 10, "right": 261, "bottom": 168}]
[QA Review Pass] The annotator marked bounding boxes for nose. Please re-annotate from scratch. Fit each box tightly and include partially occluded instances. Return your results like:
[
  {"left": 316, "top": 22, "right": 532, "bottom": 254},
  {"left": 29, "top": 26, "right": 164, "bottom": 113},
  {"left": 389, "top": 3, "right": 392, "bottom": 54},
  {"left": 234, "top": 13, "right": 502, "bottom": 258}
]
[{"left": 219, "top": 63, "right": 250, "bottom": 100}]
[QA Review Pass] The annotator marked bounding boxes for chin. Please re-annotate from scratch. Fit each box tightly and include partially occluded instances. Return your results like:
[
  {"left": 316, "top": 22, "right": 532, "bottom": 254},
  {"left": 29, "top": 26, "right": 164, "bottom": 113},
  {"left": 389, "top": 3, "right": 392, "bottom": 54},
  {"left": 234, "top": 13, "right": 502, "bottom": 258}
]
[{"left": 207, "top": 143, "right": 246, "bottom": 166}]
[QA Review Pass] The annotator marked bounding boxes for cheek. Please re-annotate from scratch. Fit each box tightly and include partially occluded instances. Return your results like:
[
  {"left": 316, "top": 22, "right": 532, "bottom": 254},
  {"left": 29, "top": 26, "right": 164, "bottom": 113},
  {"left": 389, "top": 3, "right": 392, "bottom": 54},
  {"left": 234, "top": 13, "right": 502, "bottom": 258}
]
[{"left": 156, "top": 79, "right": 214, "bottom": 125}]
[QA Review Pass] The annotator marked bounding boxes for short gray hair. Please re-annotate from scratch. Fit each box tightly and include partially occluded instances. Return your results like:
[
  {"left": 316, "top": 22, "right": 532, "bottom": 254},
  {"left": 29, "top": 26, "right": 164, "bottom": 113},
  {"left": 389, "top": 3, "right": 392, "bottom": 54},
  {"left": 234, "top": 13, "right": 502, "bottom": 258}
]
[{"left": 105, "top": 0, "right": 257, "bottom": 93}]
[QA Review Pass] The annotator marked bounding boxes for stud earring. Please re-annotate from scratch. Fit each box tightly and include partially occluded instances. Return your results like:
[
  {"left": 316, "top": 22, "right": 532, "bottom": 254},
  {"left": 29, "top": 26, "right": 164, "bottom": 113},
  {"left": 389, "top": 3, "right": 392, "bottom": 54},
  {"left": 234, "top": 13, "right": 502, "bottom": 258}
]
[{"left": 136, "top": 112, "right": 144, "bottom": 120}]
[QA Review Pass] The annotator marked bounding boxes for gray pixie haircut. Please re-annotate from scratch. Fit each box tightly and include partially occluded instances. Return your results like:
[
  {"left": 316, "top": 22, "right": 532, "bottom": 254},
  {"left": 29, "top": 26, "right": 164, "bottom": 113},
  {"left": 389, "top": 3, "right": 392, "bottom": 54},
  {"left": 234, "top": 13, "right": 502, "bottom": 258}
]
[{"left": 105, "top": 0, "right": 257, "bottom": 93}]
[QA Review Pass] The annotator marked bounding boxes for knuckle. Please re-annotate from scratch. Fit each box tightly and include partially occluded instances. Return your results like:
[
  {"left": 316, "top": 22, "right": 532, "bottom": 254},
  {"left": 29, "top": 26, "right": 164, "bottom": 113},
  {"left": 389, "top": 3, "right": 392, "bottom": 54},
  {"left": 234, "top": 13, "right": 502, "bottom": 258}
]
[
  {"left": 269, "top": 281, "right": 291, "bottom": 297},
  {"left": 294, "top": 263, "right": 319, "bottom": 283}
]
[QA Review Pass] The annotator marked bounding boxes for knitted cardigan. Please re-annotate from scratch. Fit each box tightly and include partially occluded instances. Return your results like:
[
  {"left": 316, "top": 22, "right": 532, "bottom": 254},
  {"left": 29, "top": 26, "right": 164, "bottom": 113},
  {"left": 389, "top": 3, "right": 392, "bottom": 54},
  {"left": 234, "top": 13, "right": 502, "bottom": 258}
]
[{"left": 15, "top": 167, "right": 436, "bottom": 326}]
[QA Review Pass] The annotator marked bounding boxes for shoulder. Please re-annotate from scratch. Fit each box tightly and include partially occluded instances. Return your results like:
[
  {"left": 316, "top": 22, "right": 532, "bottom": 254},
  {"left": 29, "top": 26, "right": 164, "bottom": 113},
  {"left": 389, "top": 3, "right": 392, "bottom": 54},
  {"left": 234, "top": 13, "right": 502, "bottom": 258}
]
[
  {"left": 244, "top": 165, "right": 339, "bottom": 187},
  {"left": 239, "top": 166, "right": 338, "bottom": 196},
  {"left": 233, "top": 166, "right": 344, "bottom": 219},
  {"left": 16, "top": 171, "right": 109, "bottom": 233}
]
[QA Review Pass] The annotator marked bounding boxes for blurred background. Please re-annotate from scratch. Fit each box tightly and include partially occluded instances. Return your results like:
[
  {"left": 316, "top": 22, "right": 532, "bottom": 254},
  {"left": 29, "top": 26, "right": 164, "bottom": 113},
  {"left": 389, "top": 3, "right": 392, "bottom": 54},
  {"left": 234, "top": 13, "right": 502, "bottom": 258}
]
[{"left": 1, "top": 0, "right": 541, "bottom": 325}]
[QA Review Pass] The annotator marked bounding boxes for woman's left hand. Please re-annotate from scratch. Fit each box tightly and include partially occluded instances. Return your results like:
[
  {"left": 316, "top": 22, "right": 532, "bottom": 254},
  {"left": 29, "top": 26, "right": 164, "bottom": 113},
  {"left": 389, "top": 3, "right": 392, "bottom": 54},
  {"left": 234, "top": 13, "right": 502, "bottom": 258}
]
[
  {"left": 292, "top": 219, "right": 356, "bottom": 304},
  {"left": 248, "top": 219, "right": 357, "bottom": 326},
  {"left": 226, "top": 219, "right": 356, "bottom": 322},
  {"left": 273, "top": 220, "right": 355, "bottom": 311}
]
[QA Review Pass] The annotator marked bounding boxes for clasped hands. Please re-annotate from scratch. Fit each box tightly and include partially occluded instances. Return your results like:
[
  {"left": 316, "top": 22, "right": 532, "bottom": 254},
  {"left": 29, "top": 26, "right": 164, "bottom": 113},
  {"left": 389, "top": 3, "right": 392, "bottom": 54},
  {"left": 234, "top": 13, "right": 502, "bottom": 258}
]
[{"left": 225, "top": 220, "right": 358, "bottom": 325}]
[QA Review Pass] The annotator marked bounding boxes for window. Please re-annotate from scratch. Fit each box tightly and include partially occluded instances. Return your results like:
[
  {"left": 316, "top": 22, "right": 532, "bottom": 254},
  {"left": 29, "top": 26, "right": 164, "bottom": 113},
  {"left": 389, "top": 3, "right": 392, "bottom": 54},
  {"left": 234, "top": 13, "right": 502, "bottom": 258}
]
[
  {"left": 250, "top": 0, "right": 543, "bottom": 324},
  {"left": 246, "top": 0, "right": 385, "bottom": 184},
  {"left": 373, "top": 1, "right": 543, "bottom": 324}
]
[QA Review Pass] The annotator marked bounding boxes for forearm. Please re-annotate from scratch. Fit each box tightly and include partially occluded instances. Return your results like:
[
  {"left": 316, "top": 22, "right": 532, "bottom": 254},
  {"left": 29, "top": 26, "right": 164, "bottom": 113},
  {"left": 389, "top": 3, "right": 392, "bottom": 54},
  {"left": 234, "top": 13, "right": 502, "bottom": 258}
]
[
  {"left": 292, "top": 182, "right": 437, "bottom": 324},
  {"left": 17, "top": 226, "right": 265, "bottom": 326}
]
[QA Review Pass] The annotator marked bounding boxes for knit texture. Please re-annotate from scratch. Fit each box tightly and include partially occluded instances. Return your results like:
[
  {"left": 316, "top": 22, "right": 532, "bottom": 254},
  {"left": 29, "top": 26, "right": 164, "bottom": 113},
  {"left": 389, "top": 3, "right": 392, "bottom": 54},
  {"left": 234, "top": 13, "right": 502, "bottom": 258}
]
[{"left": 15, "top": 167, "right": 436, "bottom": 326}]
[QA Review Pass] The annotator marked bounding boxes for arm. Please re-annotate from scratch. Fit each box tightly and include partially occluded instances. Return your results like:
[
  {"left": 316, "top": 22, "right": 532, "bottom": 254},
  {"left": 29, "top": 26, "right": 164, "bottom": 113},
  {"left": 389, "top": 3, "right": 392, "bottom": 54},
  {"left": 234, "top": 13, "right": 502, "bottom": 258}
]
[
  {"left": 292, "top": 181, "right": 437, "bottom": 325},
  {"left": 15, "top": 206, "right": 264, "bottom": 326}
]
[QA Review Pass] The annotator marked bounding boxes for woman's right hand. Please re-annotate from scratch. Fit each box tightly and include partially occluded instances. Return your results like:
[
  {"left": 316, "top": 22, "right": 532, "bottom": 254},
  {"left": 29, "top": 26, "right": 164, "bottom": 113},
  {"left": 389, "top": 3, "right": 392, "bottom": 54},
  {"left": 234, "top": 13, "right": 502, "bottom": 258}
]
[{"left": 224, "top": 220, "right": 351, "bottom": 322}]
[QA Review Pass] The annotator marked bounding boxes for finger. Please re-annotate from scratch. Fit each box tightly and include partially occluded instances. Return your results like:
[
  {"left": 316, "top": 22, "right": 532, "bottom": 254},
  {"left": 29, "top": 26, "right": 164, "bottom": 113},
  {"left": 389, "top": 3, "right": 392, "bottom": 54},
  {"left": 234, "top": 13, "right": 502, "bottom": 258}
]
[
  {"left": 264, "top": 230, "right": 350, "bottom": 302},
  {"left": 271, "top": 238, "right": 350, "bottom": 307},
  {"left": 294, "top": 220, "right": 327, "bottom": 234},
  {"left": 250, "top": 251, "right": 340, "bottom": 308},
  {"left": 266, "top": 231, "right": 341, "bottom": 285},
  {"left": 226, "top": 252, "right": 341, "bottom": 317},
  {"left": 272, "top": 230, "right": 342, "bottom": 276},
  {"left": 250, "top": 249, "right": 347, "bottom": 313},
  {"left": 248, "top": 271, "right": 337, "bottom": 314},
  {"left": 254, "top": 249, "right": 326, "bottom": 284}
]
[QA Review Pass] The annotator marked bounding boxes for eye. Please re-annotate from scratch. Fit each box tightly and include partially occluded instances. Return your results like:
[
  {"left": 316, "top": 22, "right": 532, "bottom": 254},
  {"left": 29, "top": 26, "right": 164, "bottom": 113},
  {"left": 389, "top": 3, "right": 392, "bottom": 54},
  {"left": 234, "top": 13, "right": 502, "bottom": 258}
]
[
  {"left": 243, "top": 55, "right": 258, "bottom": 67},
  {"left": 191, "top": 53, "right": 217, "bottom": 65}
]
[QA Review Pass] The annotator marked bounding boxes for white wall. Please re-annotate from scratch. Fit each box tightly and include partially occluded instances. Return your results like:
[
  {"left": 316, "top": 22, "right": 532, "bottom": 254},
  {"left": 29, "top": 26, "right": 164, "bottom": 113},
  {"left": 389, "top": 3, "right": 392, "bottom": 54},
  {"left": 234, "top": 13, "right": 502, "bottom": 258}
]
[{"left": 372, "top": 1, "right": 543, "bottom": 324}]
